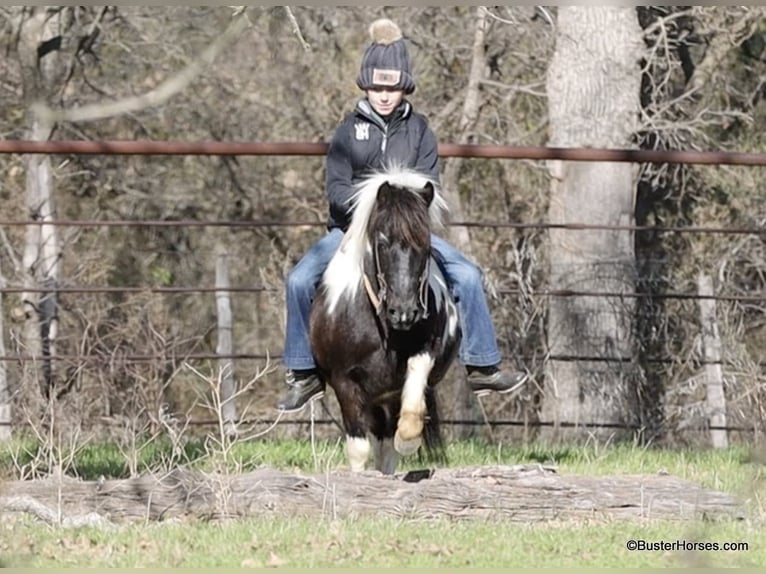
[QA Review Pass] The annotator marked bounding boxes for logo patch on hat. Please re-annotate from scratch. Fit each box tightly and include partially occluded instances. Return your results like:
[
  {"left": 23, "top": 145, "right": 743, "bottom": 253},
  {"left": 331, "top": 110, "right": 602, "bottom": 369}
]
[{"left": 372, "top": 68, "right": 401, "bottom": 87}]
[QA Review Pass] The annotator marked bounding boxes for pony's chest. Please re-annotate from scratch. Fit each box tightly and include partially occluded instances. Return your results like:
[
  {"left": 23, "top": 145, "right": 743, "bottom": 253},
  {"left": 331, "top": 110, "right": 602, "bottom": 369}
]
[{"left": 312, "top": 295, "right": 380, "bottom": 352}]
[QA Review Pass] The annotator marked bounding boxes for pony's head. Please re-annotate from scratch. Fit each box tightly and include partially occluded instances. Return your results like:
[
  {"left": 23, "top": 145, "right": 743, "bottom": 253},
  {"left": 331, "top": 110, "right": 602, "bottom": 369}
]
[
  {"left": 322, "top": 167, "right": 447, "bottom": 330},
  {"left": 368, "top": 179, "right": 434, "bottom": 330}
]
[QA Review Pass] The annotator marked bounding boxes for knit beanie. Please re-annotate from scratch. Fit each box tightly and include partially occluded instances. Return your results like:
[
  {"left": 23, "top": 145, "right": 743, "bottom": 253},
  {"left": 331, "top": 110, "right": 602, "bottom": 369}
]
[{"left": 356, "top": 19, "right": 415, "bottom": 94}]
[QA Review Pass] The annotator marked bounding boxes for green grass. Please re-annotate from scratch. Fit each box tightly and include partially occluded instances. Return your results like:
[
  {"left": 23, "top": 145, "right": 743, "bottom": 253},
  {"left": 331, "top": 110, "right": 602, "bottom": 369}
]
[
  {"left": 1, "top": 513, "right": 763, "bottom": 567},
  {"left": 1, "top": 436, "right": 764, "bottom": 567},
  {"left": 2, "top": 435, "right": 763, "bottom": 498}
]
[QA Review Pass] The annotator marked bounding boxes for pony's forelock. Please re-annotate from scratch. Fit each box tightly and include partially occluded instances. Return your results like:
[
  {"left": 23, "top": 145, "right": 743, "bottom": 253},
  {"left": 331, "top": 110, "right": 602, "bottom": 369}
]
[{"left": 322, "top": 166, "right": 448, "bottom": 315}]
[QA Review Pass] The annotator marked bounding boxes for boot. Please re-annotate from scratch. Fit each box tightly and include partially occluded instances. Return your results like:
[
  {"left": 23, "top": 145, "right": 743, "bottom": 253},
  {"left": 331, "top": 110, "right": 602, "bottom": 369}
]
[
  {"left": 275, "top": 369, "right": 325, "bottom": 413},
  {"left": 466, "top": 365, "right": 528, "bottom": 397}
]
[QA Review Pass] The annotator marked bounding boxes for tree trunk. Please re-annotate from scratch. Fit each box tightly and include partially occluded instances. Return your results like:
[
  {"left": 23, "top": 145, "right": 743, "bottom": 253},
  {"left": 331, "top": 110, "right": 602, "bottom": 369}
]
[
  {"left": 440, "top": 5, "right": 488, "bottom": 260},
  {"left": 438, "top": 7, "right": 489, "bottom": 439},
  {"left": 541, "top": 7, "right": 644, "bottom": 442},
  {"left": 17, "top": 8, "right": 63, "bottom": 402}
]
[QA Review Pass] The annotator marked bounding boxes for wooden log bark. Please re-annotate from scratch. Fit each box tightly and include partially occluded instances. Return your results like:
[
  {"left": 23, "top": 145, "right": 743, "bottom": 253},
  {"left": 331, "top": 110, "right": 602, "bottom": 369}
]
[{"left": 0, "top": 465, "right": 744, "bottom": 525}]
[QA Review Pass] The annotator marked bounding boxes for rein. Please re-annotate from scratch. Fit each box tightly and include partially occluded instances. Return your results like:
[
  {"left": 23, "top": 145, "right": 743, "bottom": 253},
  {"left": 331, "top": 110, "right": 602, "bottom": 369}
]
[
  {"left": 362, "top": 238, "right": 431, "bottom": 322},
  {"left": 363, "top": 238, "right": 388, "bottom": 316}
]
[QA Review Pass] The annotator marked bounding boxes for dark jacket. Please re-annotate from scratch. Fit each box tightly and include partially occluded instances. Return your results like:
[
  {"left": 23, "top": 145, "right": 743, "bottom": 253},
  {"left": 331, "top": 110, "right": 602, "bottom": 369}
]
[{"left": 325, "top": 98, "right": 440, "bottom": 231}]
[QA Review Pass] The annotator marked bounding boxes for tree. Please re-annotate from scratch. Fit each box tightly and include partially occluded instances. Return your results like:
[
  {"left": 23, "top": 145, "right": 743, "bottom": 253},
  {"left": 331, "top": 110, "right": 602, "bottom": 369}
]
[
  {"left": 437, "top": 6, "right": 490, "bottom": 438},
  {"left": 541, "top": 7, "right": 644, "bottom": 442},
  {"left": 15, "top": 7, "right": 65, "bottom": 402}
]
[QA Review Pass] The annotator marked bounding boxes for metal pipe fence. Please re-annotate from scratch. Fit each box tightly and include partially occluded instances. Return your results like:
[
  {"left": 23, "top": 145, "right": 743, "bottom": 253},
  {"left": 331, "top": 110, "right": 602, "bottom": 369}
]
[
  {"left": 5, "top": 139, "right": 766, "bottom": 166},
  {"left": 2, "top": 139, "right": 764, "bottom": 435}
]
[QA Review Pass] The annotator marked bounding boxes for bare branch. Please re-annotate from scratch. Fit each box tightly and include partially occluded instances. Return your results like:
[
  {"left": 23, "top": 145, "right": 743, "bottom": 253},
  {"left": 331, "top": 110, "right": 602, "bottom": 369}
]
[
  {"left": 641, "top": 8, "right": 694, "bottom": 39},
  {"left": 0, "top": 226, "right": 20, "bottom": 275},
  {"left": 689, "top": 6, "right": 765, "bottom": 95},
  {"left": 284, "top": 7, "right": 310, "bottom": 52},
  {"left": 57, "top": 6, "right": 110, "bottom": 99},
  {"left": 31, "top": 8, "right": 252, "bottom": 124},
  {"left": 479, "top": 78, "right": 546, "bottom": 97}
]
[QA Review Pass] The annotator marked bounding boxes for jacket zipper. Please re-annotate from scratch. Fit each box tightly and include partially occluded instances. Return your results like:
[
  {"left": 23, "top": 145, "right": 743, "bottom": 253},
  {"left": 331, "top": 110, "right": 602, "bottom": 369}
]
[{"left": 381, "top": 123, "right": 388, "bottom": 153}]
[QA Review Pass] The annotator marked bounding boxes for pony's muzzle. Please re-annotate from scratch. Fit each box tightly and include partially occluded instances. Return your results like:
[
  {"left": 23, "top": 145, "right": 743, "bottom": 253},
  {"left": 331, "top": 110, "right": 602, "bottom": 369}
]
[{"left": 387, "top": 301, "right": 422, "bottom": 330}]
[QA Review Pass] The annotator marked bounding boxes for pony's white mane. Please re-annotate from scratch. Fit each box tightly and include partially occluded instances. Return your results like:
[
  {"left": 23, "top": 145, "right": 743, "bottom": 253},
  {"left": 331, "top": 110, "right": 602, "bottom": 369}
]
[{"left": 323, "top": 166, "right": 448, "bottom": 315}]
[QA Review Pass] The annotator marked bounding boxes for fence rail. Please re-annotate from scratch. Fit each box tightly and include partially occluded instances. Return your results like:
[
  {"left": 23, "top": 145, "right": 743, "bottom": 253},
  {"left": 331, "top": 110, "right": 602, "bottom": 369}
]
[
  {"left": 1, "top": 218, "right": 763, "bottom": 235},
  {"left": 2, "top": 285, "right": 764, "bottom": 303},
  {"left": 6, "top": 416, "right": 756, "bottom": 433},
  {"left": 0, "top": 352, "right": 763, "bottom": 368},
  {"left": 2, "top": 139, "right": 764, "bottom": 437},
  {"left": 6, "top": 139, "right": 766, "bottom": 166}
]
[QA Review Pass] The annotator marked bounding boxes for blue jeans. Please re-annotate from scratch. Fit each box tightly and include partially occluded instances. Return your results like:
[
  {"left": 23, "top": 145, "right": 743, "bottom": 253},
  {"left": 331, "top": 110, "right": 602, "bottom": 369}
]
[{"left": 282, "top": 229, "right": 503, "bottom": 370}]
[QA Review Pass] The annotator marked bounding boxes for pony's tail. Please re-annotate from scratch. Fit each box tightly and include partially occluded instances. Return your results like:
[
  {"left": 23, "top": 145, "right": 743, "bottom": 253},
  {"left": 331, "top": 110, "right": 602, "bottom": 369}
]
[{"left": 419, "top": 386, "right": 448, "bottom": 465}]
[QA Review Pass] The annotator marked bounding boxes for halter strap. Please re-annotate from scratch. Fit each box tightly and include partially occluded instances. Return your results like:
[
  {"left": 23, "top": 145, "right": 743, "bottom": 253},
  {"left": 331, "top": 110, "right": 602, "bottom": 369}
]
[
  {"left": 363, "top": 268, "right": 389, "bottom": 347},
  {"left": 363, "top": 272, "right": 383, "bottom": 315},
  {"left": 365, "top": 239, "right": 431, "bottom": 322},
  {"left": 417, "top": 256, "right": 430, "bottom": 320}
]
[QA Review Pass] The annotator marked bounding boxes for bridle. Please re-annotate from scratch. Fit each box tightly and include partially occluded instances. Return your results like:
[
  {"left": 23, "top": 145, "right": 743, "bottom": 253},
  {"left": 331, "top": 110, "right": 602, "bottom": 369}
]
[{"left": 362, "top": 237, "right": 430, "bottom": 323}]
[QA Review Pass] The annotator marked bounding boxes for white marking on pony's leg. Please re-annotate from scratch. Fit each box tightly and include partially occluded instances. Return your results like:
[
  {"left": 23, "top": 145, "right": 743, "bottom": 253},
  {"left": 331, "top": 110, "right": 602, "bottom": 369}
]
[
  {"left": 345, "top": 435, "right": 370, "bottom": 472},
  {"left": 395, "top": 352, "right": 434, "bottom": 456},
  {"left": 376, "top": 437, "right": 399, "bottom": 475}
]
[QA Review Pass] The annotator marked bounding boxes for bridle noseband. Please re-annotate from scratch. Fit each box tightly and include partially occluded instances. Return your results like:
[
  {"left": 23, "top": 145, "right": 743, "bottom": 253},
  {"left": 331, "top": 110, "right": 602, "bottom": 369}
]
[{"left": 363, "top": 238, "right": 430, "bottom": 323}]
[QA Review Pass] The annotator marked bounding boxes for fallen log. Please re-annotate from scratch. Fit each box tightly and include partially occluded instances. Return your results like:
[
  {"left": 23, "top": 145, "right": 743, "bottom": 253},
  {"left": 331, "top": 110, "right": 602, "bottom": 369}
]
[{"left": 0, "top": 464, "right": 746, "bottom": 525}]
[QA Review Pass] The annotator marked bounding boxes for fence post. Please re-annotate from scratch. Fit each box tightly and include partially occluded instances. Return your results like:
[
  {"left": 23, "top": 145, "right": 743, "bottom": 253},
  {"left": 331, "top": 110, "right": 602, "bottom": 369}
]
[
  {"left": 0, "top": 266, "right": 10, "bottom": 441},
  {"left": 696, "top": 273, "right": 728, "bottom": 448},
  {"left": 215, "top": 244, "right": 237, "bottom": 437}
]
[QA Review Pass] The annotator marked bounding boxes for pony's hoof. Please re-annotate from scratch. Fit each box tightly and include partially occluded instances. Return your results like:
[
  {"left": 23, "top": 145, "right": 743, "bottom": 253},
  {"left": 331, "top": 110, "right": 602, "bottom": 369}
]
[
  {"left": 394, "top": 432, "right": 422, "bottom": 456},
  {"left": 397, "top": 411, "right": 424, "bottom": 442}
]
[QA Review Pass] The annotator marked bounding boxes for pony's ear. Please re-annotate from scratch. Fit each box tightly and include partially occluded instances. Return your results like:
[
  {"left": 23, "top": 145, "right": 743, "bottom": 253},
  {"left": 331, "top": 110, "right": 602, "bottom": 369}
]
[
  {"left": 419, "top": 182, "right": 434, "bottom": 207},
  {"left": 377, "top": 181, "right": 392, "bottom": 199}
]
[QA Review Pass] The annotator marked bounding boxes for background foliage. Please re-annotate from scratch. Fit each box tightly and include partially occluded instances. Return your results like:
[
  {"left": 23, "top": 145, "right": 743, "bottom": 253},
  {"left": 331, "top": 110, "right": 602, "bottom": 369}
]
[{"left": 0, "top": 6, "right": 764, "bottom": 447}]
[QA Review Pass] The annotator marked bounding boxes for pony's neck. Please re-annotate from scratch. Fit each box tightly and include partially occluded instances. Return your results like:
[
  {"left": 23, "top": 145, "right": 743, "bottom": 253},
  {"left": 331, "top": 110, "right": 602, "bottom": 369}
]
[{"left": 321, "top": 167, "right": 445, "bottom": 316}]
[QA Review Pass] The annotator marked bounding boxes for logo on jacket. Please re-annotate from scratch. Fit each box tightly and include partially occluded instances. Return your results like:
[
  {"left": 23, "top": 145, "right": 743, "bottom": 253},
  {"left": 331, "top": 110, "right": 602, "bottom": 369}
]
[{"left": 354, "top": 122, "right": 370, "bottom": 141}]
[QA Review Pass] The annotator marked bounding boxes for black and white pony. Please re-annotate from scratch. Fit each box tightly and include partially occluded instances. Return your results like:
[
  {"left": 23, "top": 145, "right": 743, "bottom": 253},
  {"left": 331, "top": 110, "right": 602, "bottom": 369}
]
[{"left": 310, "top": 167, "right": 461, "bottom": 474}]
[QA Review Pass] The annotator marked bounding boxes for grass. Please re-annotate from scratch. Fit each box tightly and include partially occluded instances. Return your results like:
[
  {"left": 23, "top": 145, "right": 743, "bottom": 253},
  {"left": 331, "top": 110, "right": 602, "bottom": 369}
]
[
  {"left": 1, "top": 512, "right": 763, "bottom": 567},
  {"left": 2, "top": 433, "right": 761, "bottom": 484},
  {"left": 1, "top": 435, "right": 765, "bottom": 567}
]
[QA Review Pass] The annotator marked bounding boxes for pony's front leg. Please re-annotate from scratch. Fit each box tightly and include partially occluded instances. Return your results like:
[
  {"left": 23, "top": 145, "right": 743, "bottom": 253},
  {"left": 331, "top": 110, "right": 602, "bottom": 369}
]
[
  {"left": 335, "top": 380, "right": 372, "bottom": 472},
  {"left": 345, "top": 435, "right": 371, "bottom": 472},
  {"left": 395, "top": 352, "right": 435, "bottom": 456},
  {"left": 372, "top": 436, "right": 399, "bottom": 475}
]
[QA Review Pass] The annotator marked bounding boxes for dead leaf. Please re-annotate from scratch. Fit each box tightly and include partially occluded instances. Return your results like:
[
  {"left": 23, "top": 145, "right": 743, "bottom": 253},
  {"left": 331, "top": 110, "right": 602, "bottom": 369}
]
[{"left": 266, "top": 551, "right": 287, "bottom": 567}]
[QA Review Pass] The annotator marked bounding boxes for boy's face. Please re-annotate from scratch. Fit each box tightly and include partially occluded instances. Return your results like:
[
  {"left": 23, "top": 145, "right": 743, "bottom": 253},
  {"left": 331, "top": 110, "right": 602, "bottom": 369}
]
[{"left": 366, "top": 88, "right": 404, "bottom": 117}]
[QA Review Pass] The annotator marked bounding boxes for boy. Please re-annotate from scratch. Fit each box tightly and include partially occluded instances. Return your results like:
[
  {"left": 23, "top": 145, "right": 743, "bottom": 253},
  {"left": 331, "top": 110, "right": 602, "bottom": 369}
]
[{"left": 277, "top": 18, "right": 527, "bottom": 412}]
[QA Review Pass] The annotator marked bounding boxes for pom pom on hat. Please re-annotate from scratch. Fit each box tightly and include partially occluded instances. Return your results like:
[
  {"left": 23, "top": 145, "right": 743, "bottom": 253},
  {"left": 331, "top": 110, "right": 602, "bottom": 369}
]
[{"left": 368, "top": 18, "right": 402, "bottom": 45}]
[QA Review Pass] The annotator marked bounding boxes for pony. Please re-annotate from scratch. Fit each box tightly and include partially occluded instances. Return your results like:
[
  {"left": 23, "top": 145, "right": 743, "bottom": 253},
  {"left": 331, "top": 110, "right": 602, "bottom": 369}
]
[{"left": 309, "top": 166, "right": 461, "bottom": 475}]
